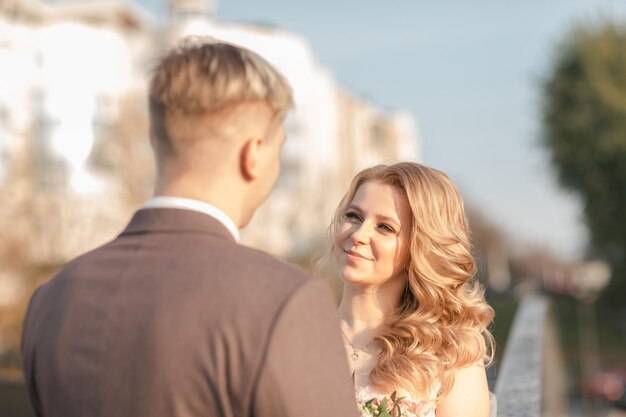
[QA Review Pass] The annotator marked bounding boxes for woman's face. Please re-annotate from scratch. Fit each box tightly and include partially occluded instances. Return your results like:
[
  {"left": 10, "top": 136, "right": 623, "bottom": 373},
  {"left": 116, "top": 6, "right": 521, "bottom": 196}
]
[{"left": 333, "top": 180, "right": 412, "bottom": 287}]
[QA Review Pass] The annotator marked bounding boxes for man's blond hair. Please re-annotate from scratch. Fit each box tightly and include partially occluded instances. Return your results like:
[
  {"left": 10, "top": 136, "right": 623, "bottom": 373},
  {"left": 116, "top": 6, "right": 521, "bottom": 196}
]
[{"left": 149, "top": 37, "right": 293, "bottom": 155}]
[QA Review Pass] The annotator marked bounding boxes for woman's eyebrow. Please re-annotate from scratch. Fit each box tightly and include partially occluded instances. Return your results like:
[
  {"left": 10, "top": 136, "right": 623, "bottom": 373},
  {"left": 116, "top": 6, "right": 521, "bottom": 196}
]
[
  {"left": 347, "top": 204, "right": 401, "bottom": 226},
  {"left": 346, "top": 204, "right": 363, "bottom": 212},
  {"left": 377, "top": 214, "right": 400, "bottom": 227}
]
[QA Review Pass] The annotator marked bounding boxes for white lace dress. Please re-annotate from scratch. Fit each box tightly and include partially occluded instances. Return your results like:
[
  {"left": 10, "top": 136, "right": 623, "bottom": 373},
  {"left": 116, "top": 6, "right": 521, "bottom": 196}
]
[{"left": 354, "top": 376, "right": 439, "bottom": 417}]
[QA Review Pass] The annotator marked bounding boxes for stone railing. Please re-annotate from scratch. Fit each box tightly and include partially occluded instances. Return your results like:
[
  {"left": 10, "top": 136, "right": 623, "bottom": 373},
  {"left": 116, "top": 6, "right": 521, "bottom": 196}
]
[{"left": 495, "top": 294, "right": 567, "bottom": 417}]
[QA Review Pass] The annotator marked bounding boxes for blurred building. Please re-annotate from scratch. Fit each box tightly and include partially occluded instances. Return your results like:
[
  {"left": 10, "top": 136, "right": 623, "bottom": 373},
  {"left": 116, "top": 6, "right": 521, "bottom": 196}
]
[
  {"left": 0, "top": 0, "right": 420, "bottom": 266},
  {"left": 0, "top": 0, "right": 155, "bottom": 266}
]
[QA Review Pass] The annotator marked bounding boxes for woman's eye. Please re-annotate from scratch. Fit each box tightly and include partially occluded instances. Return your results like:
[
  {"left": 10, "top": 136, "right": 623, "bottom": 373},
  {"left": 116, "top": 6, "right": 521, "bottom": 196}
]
[
  {"left": 344, "top": 211, "right": 362, "bottom": 222},
  {"left": 379, "top": 224, "right": 395, "bottom": 233}
]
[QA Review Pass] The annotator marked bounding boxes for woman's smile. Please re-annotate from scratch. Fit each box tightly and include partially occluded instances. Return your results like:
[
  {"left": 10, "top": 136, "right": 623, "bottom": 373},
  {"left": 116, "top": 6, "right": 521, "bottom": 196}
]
[{"left": 343, "top": 249, "right": 373, "bottom": 262}]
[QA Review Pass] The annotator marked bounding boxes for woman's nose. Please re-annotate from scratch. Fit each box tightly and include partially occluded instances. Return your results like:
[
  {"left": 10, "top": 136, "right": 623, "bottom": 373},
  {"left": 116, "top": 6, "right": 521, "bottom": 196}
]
[{"left": 350, "top": 223, "right": 371, "bottom": 245}]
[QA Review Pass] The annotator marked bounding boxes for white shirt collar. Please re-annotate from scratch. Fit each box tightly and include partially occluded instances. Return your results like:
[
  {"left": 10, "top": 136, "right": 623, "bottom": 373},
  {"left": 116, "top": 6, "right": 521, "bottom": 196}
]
[{"left": 144, "top": 196, "right": 240, "bottom": 242}]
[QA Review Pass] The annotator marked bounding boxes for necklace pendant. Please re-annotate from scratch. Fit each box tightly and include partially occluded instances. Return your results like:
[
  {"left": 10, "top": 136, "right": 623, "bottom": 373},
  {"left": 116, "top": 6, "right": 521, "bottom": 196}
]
[{"left": 351, "top": 351, "right": 360, "bottom": 361}]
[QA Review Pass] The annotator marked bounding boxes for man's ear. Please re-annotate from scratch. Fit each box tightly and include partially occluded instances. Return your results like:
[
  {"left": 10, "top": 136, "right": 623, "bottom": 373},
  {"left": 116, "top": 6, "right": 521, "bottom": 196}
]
[{"left": 240, "top": 137, "right": 263, "bottom": 181}]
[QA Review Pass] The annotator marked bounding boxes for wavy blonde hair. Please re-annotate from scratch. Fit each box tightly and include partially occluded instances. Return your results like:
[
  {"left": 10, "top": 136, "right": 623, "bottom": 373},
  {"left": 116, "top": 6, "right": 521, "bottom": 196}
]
[{"left": 328, "top": 162, "right": 495, "bottom": 400}]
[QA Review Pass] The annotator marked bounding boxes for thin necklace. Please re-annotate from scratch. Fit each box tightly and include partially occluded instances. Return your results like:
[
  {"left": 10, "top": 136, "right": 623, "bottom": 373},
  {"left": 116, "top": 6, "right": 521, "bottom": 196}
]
[{"left": 340, "top": 328, "right": 375, "bottom": 361}]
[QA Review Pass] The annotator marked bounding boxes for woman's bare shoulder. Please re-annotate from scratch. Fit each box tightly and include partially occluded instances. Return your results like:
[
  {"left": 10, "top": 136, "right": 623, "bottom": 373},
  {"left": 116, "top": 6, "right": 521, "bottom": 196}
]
[{"left": 436, "top": 364, "right": 490, "bottom": 417}]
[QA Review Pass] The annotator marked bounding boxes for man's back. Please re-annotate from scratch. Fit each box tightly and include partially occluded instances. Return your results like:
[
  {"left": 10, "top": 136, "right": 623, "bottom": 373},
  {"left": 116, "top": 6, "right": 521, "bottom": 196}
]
[{"left": 22, "top": 208, "right": 359, "bottom": 417}]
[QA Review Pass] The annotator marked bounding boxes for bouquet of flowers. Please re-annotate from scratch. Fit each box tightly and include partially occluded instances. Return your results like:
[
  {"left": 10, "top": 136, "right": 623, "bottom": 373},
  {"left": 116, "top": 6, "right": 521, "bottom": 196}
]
[
  {"left": 358, "top": 391, "right": 432, "bottom": 417},
  {"left": 358, "top": 391, "right": 405, "bottom": 417}
]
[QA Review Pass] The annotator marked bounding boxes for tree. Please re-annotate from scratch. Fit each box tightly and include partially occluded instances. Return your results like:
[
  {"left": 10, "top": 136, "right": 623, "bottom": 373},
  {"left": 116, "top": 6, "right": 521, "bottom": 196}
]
[{"left": 542, "top": 21, "right": 626, "bottom": 304}]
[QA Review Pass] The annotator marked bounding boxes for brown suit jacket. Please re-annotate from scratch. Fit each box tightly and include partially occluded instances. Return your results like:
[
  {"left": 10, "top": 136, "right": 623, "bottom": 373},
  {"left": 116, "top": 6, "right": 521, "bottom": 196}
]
[{"left": 21, "top": 208, "right": 359, "bottom": 417}]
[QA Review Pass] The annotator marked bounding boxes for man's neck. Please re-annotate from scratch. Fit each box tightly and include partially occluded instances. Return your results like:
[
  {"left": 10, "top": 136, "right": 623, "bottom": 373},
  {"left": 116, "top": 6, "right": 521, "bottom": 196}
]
[
  {"left": 154, "top": 176, "right": 246, "bottom": 228},
  {"left": 145, "top": 196, "right": 241, "bottom": 241}
]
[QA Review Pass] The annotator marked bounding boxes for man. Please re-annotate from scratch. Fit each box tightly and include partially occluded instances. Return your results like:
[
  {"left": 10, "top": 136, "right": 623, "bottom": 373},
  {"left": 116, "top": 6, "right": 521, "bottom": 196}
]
[{"left": 22, "top": 38, "right": 359, "bottom": 417}]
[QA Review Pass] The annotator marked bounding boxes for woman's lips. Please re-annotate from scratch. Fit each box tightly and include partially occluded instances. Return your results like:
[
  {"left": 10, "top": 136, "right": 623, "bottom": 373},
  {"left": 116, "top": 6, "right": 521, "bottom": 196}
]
[{"left": 344, "top": 249, "right": 372, "bottom": 261}]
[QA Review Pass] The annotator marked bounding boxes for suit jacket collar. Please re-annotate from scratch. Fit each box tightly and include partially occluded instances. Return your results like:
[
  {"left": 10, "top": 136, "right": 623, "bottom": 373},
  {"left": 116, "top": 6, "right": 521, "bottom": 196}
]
[{"left": 121, "top": 208, "right": 236, "bottom": 243}]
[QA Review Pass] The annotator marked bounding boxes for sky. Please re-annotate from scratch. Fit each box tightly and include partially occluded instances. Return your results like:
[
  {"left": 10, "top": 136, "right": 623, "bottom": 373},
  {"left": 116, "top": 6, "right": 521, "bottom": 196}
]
[{"left": 136, "top": 0, "right": 626, "bottom": 260}]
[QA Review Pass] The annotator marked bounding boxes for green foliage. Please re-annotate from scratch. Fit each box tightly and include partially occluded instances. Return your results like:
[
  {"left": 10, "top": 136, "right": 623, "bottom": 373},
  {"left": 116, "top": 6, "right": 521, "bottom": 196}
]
[
  {"left": 487, "top": 294, "right": 518, "bottom": 366},
  {"left": 543, "top": 21, "right": 626, "bottom": 301}
]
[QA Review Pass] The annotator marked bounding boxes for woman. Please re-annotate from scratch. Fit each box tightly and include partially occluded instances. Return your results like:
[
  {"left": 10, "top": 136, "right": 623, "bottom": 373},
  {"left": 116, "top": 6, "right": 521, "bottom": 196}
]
[{"left": 327, "top": 162, "right": 495, "bottom": 417}]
